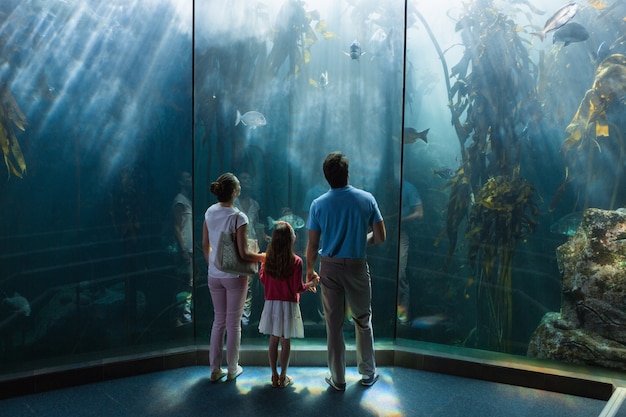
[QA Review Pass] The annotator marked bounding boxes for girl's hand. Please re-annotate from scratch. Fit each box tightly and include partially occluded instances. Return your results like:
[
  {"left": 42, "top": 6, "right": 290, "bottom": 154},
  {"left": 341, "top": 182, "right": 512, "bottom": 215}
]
[{"left": 307, "top": 273, "right": 320, "bottom": 292}]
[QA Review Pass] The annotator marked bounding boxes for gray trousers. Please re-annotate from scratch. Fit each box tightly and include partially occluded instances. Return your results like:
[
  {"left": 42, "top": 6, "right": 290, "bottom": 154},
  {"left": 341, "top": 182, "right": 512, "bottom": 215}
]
[{"left": 320, "top": 257, "right": 376, "bottom": 384}]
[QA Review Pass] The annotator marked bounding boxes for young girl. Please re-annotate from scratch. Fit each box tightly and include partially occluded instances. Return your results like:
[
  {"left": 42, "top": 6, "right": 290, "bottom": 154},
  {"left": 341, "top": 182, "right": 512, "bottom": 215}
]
[{"left": 258, "top": 221, "right": 319, "bottom": 387}]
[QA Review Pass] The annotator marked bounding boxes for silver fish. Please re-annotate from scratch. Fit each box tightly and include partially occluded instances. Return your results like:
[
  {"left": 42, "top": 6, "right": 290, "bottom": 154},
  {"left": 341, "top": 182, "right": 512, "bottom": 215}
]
[
  {"left": 345, "top": 40, "right": 366, "bottom": 60},
  {"left": 235, "top": 110, "right": 266, "bottom": 129},
  {"left": 432, "top": 167, "right": 455, "bottom": 180},
  {"left": 319, "top": 71, "right": 329, "bottom": 88},
  {"left": 3, "top": 292, "right": 31, "bottom": 317},
  {"left": 553, "top": 22, "right": 589, "bottom": 46},
  {"left": 532, "top": 2, "right": 578, "bottom": 42},
  {"left": 267, "top": 214, "right": 305, "bottom": 230}
]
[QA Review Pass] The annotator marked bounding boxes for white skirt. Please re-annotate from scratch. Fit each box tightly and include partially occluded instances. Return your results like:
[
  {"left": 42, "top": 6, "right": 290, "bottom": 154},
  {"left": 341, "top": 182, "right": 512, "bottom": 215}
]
[{"left": 258, "top": 300, "right": 304, "bottom": 339}]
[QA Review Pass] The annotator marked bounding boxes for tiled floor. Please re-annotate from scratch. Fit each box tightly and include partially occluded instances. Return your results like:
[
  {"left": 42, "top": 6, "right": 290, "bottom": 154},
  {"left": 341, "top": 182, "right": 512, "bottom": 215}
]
[{"left": 0, "top": 366, "right": 607, "bottom": 417}]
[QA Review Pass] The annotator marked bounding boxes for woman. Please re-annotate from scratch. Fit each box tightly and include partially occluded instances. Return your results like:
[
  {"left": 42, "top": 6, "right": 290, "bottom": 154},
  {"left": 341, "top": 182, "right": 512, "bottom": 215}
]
[{"left": 202, "top": 172, "right": 265, "bottom": 382}]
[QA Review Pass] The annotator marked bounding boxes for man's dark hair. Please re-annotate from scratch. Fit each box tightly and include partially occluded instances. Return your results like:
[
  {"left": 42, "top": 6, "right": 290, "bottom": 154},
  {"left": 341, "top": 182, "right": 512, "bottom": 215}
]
[{"left": 323, "top": 152, "right": 349, "bottom": 189}]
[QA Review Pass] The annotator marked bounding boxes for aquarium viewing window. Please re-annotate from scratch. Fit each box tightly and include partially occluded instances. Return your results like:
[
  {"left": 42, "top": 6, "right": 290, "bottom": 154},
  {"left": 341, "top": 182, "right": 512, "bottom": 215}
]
[{"left": 2, "top": 0, "right": 626, "bottom": 398}]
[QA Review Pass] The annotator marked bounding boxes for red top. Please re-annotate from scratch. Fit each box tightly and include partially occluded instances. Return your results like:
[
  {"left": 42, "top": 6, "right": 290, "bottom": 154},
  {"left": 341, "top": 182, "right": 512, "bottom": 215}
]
[{"left": 259, "top": 255, "right": 307, "bottom": 303}]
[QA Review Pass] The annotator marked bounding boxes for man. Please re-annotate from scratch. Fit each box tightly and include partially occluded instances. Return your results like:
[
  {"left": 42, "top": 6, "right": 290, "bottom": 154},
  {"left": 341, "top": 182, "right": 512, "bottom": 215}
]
[
  {"left": 306, "top": 152, "right": 386, "bottom": 390},
  {"left": 397, "top": 180, "right": 423, "bottom": 325}
]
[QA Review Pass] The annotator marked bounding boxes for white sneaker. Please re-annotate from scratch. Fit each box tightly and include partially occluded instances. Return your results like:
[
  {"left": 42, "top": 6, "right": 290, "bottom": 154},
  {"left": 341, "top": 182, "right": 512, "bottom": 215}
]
[
  {"left": 227, "top": 365, "right": 243, "bottom": 381},
  {"left": 210, "top": 369, "right": 226, "bottom": 382},
  {"left": 361, "top": 373, "right": 379, "bottom": 386}
]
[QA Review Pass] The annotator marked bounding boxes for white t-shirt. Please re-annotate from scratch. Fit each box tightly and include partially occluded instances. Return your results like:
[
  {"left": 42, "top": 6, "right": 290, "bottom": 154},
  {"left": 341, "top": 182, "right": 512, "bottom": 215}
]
[
  {"left": 204, "top": 203, "right": 249, "bottom": 279},
  {"left": 173, "top": 193, "right": 193, "bottom": 253}
]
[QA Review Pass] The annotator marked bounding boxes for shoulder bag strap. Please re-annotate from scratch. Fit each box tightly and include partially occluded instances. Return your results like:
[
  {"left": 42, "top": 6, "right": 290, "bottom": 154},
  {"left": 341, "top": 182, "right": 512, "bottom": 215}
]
[{"left": 231, "top": 210, "right": 240, "bottom": 233}]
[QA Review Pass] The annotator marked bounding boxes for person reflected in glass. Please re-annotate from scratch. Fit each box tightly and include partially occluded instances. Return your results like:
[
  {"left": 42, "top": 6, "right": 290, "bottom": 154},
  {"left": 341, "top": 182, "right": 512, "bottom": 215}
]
[
  {"left": 202, "top": 172, "right": 265, "bottom": 382},
  {"left": 234, "top": 171, "right": 267, "bottom": 327},
  {"left": 299, "top": 179, "right": 328, "bottom": 323},
  {"left": 258, "top": 221, "right": 319, "bottom": 388},
  {"left": 397, "top": 180, "right": 423, "bottom": 325},
  {"left": 172, "top": 170, "right": 193, "bottom": 326},
  {"left": 305, "top": 152, "right": 387, "bottom": 391}
]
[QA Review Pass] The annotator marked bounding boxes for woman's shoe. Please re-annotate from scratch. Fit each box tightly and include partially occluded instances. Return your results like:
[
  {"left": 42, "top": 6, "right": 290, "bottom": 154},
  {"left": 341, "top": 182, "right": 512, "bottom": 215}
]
[
  {"left": 271, "top": 374, "right": 280, "bottom": 387},
  {"left": 210, "top": 369, "right": 226, "bottom": 382},
  {"left": 279, "top": 375, "right": 293, "bottom": 388},
  {"left": 227, "top": 365, "right": 243, "bottom": 381}
]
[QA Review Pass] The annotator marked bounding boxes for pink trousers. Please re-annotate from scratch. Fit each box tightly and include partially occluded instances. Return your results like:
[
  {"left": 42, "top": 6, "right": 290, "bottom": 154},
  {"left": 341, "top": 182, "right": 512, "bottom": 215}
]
[{"left": 208, "top": 276, "right": 248, "bottom": 374}]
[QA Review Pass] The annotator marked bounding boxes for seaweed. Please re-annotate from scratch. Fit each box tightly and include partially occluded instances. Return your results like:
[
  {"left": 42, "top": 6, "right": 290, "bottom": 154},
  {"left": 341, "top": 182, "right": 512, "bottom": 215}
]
[
  {"left": 553, "top": 54, "right": 626, "bottom": 210},
  {"left": 267, "top": 1, "right": 328, "bottom": 80},
  {"left": 0, "top": 85, "right": 27, "bottom": 179},
  {"left": 466, "top": 176, "right": 540, "bottom": 351},
  {"left": 417, "top": 1, "right": 542, "bottom": 351}
]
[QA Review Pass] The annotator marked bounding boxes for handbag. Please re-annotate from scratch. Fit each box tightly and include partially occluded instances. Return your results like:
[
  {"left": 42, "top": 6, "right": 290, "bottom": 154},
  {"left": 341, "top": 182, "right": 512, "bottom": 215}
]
[{"left": 214, "top": 212, "right": 259, "bottom": 275}]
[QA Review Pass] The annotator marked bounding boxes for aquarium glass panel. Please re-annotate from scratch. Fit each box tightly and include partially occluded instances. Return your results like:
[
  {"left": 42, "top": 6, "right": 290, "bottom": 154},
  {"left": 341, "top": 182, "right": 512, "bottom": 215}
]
[
  {"left": 397, "top": 0, "right": 626, "bottom": 372},
  {"left": 0, "top": 0, "right": 193, "bottom": 374},
  {"left": 194, "top": 0, "right": 405, "bottom": 345}
]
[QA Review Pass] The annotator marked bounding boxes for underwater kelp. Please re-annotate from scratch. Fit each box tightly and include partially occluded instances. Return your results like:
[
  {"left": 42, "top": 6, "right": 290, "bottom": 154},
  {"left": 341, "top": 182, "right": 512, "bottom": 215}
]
[
  {"left": 465, "top": 176, "right": 540, "bottom": 351},
  {"left": 420, "top": 0, "right": 542, "bottom": 351},
  {"left": 267, "top": 1, "right": 332, "bottom": 79},
  {"left": 556, "top": 54, "right": 626, "bottom": 210},
  {"left": 537, "top": 0, "right": 626, "bottom": 211},
  {"left": 0, "top": 86, "right": 27, "bottom": 179}
]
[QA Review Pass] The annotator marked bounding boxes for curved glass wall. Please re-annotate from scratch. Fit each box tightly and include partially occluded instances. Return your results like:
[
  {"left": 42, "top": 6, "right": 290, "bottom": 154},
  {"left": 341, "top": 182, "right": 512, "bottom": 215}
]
[
  {"left": 2, "top": 0, "right": 626, "bottom": 381},
  {"left": 0, "top": 0, "right": 194, "bottom": 373}
]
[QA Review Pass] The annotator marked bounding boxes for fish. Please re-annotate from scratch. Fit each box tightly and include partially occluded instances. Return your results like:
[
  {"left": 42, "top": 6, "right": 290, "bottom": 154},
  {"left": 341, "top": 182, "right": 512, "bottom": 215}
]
[
  {"left": 267, "top": 214, "right": 305, "bottom": 230},
  {"left": 319, "top": 71, "right": 328, "bottom": 88},
  {"left": 550, "top": 211, "right": 583, "bottom": 236},
  {"left": 309, "top": 71, "right": 329, "bottom": 89},
  {"left": 403, "top": 127, "right": 429, "bottom": 144},
  {"left": 235, "top": 110, "right": 266, "bottom": 128},
  {"left": 344, "top": 40, "right": 365, "bottom": 60},
  {"left": 3, "top": 292, "right": 31, "bottom": 317},
  {"left": 432, "top": 167, "right": 456, "bottom": 180},
  {"left": 553, "top": 22, "right": 589, "bottom": 46},
  {"left": 411, "top": 314, "right": 446, "bottom": 329},
  {"left": 531, "top": 2, "right": 578, "bottom": 42}
]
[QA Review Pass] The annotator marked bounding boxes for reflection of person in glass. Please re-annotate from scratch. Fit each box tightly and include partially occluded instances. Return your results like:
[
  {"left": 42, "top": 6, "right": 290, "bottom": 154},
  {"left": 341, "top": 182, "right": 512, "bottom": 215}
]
[
  {"left": 202, "top": 173, "right": 265, "bottom": 382},
  {"left": 397, "top": 180, "right": 423, "bottom": 325},
  {"left": 234, "top": 172, "right": 266, "bottom": 326},
  {"left": 299, "top": 179, "right": 327, "bottom": 323},
  {"left": 172, "top": 171, "right": 193, "bottom": 326},
  {"left": 305, "top": 152, "right": 387, "bottom": 391}
]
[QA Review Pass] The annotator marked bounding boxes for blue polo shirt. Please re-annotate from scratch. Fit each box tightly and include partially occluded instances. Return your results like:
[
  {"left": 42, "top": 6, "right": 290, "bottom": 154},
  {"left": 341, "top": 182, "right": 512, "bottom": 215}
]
[
  {"left": 401, "top": 181, "right": 422, "bottom": 218},
  {"left": 307, "top": 185, "right": 383, "bottom": 258}
]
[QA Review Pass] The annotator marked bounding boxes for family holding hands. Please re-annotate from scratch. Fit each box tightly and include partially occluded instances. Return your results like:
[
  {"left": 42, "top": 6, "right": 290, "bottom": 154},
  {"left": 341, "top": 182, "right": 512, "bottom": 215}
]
[{"left": 203, "top": 151, "right": 386, "bottom": 391}]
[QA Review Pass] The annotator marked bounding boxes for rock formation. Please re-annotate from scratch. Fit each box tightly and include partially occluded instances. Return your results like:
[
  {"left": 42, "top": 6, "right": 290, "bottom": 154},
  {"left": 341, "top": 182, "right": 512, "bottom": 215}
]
[{"left": 528, "top": 208, "right": 626, "bottom": 370}]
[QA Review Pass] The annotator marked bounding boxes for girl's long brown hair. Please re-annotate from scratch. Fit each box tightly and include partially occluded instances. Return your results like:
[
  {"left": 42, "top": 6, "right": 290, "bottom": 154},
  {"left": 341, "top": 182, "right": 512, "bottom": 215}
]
[{"left": 263, "top": 222, "right": 295, "bottom": 280}]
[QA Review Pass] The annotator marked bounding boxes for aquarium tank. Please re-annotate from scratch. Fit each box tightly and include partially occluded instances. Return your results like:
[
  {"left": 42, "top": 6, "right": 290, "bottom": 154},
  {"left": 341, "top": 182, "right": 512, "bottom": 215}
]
[{"left": 2, "top": 0, "right": 626, "bottom": 381}]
